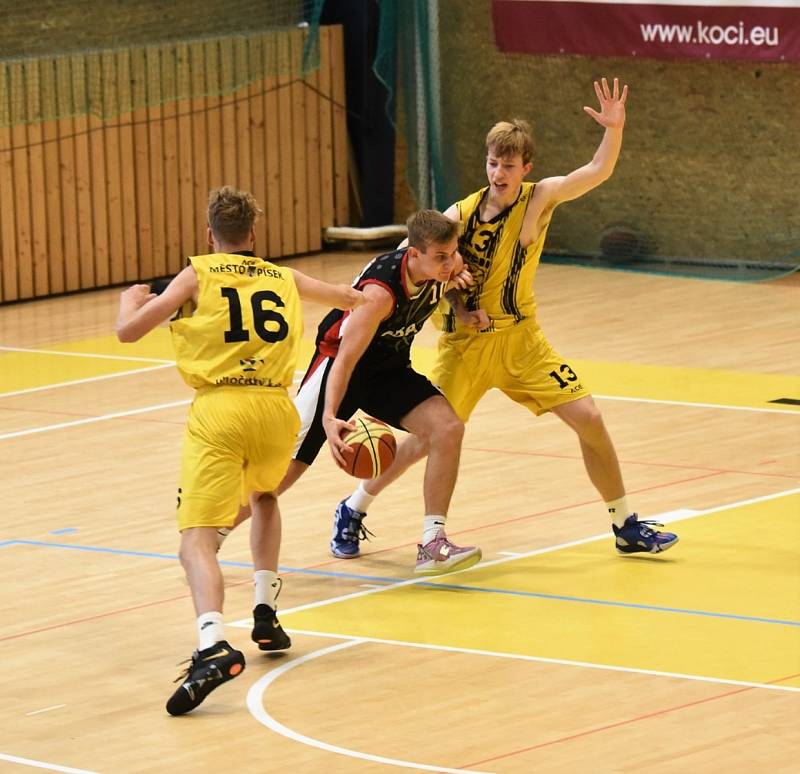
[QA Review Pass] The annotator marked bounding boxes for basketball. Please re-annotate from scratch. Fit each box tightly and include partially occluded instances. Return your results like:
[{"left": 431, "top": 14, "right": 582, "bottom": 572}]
[{"left": 341, "top": 416, "right": 397, "bottom": 479}]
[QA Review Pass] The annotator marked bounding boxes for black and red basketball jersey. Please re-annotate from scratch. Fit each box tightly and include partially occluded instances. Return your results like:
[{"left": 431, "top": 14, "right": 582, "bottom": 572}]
[{"left": 316, "top": 248, "right": 446, "bottom": 371}]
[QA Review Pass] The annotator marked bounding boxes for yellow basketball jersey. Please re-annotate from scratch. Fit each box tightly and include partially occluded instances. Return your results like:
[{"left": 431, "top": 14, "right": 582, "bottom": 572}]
[
  {"left": 444, "top": 181, "right": 549, "bottom": 334},
  {"left": 170, "top": 253, "right": 303, "bottom": 390}
]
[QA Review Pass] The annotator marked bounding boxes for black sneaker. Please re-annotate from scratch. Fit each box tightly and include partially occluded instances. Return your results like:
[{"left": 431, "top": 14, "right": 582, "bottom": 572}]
[
  {"left": 165, "top": 640, "right": 245, "bottom": 716},
  {"left": 252, "top": 604, "right": 291, "bottom": 651}
]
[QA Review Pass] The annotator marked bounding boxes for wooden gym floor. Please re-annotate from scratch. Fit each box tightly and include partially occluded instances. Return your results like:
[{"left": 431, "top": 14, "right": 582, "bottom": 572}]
[{"left": 1, "top": 253, "right": 798, "bottom": 773}]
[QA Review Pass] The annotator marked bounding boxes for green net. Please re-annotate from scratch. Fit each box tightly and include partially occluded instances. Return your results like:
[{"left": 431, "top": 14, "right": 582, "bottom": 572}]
[
  {"left": 376, "top": 0, "right": 799, "bottom": 279},
  {"left": 0, "top": 0, "right": 324, "bottom": 127}
]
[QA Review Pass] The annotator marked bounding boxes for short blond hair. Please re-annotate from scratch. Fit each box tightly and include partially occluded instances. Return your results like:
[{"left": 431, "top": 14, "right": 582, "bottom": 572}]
[
  {"left": 486, "top": 119, "right": 534, "bottom": 165},
  {"left": 207, "top": 186, "right": 262, "bottom": 242},
  {"left": 406, "top": 209, "right": 460, "bottom": 250}
]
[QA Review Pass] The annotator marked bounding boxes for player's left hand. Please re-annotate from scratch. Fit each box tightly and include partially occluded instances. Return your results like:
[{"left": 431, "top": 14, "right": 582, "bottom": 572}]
[{"left": 583, "top": 77, "right": 628, "bottom": 130}]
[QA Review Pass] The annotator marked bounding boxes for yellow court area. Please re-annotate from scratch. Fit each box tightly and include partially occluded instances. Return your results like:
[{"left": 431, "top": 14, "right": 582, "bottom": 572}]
[
  {"left": 2, "top": 267, "right": 798, "bottom": 773},
  {"left": 409, "top": 349, "right": 800, "bottom": 413},
  {"left": 0, "top": 331, "right": 320, "bottom": 395},
  {"left": 280, "top": 493, "right": 800, "bottom": 690},
  {"left": 3, "top": 331, "right": 799, "bottom": 414}
]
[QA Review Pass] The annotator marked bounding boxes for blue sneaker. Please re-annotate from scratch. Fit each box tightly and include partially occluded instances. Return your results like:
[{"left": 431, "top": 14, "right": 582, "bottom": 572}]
[
  {"left": 330, "top": 499, "right": 373, "bottom": 558},
  {"left": 613, "top": 514, "right": 679, "bottom": 554}
]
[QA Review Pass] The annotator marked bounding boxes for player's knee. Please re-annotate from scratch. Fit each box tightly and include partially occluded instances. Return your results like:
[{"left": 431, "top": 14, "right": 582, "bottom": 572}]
[
  {"left": 438, "top": 412, "right": 464, "bottom": 443},
  {"left": 576, "top": 403, "right": 607, "bottom": 438}
]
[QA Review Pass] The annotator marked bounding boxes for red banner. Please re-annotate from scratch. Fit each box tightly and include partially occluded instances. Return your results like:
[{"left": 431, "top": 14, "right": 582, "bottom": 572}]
[{"left": 493, "top": 1, "right": 800, "bottom": 62}]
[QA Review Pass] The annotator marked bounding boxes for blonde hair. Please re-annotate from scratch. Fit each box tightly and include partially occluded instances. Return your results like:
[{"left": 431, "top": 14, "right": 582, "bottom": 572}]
[
  {"left": 486, "top": 119, "right": 534, "bottom": 165},
  {"left": 207, "top": 186, "right": 262, "bottom": 242},
  {"left": 406, "top": 209, "right": 460, "bottom": 250}
]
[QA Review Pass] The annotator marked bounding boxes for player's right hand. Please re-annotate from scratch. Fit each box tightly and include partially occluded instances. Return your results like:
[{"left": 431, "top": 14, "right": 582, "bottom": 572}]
[
  {"left": 119, "top": 283, "right": 157, "bottom": 309},
  {"left": 323, "top": 415, "right": 356, "bottom": 470},
  {"left": 457, "top": 307, "right": 490, "bottom": 330}
]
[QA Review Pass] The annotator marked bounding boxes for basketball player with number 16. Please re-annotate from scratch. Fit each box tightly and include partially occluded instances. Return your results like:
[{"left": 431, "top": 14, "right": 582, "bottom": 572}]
[{"left": 116, "top": 187, "right": 364, "bottom": 715}]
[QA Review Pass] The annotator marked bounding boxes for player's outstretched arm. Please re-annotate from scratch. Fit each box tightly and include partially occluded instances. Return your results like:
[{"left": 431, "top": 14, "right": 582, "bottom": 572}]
[
  {"left": 290, "top": 269, "right": 365, "bottom": 310},
  {"left": 321, "top": 284, "right": 393, "bottom": 468},
  {"left": 538, "top": 77, "right": 628, "bottom": 207},
  {"left": 116, "top": 265, "right": 197, "bottom": 342}
]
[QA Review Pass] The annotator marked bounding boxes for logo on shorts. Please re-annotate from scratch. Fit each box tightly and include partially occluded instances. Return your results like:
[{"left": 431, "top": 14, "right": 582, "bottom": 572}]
[{"left": 240, "top": 356, "right": 264, "bottom": 372}]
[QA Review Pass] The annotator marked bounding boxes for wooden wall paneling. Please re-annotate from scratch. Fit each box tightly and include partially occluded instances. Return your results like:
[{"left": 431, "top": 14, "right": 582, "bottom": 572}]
[
  {"left": 302, "top": 32, "right": 322, "bottom": 252},
  {"left": 10, "top": 62, "right": 33, "bottom": 299},
  {"left": 248, "top": 37, "right": 267, "bottom": 253},
  {"left": 290, "top": 29, "right": 309, "bottom": 254},
  {"left": 131, "top": 48, "right": 153, "bottom": 280},
  {"left": 70, "top": 55, "right": 95, "bottom": 290},
  {"left": 0, "top": 62, "right": 18, "bottom": 302},
  {"left": 161, "top": 47, "right": 182, "bottom": 275},
  {"left": 39, "top": 59, "right": 64, "bottom": 295},
  {"left": 175, "top": 43, "right": 195, "bottom": 262},
  {"left": 219, "top": 39, "right": 238, "bottom": 186},
  {"left": 234, "top": 37, "right": 251, "bottom": 196},
  {"left": 145, "top": 46, "right": 166, "bottom": 278},
  {"left": 317, "top": 27, "right": 335, "bottom": 230},
  {"left": 86, "top": 54, "right": 110, "bottom": 288},
  {"left": 56, "top": 57, "right": 79, "bottom": 292},
  {"left": 101, "top": 52, "right": 124, "bottom": 285},
  {"left": 263, "top": 32, "right": 282, "bottom": 258},
  {"left": 276, "top": 32, "right": 296, "bottom": 255},
  {"left": 24, "top": 59, "right": 50, "bottom": 297},
  {"left": 115, "top": 50, "right": 139, "bottom": 281},
  {"left": 203, "top": 40, "right": 223, "bottom": 195},
  {"left": 329, "top": 26, "right": 349, "bottom": 226},
  {"left": 189, "top": 41, "right": 209, "bottom": 258}
]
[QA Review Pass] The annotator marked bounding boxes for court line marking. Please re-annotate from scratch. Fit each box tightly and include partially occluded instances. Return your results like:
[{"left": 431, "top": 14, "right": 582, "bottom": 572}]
[
  {"left": 0, "top": 344, "right": 173, "bottom": 363},
  {"left": 6, "top": 536, "right": 796, "bottom": 627},
  {"left": 0, "top": 752, "right": 99, "bottom": 774},
  {"left": 246, "top": 638, "right": 495, "bottom": 774},
  {"left": 243, "top": 488, "right": 800, "bottom": 620},
  {"left": 0, "top": 399, "right": 192, "bottom": 439},
  {"left": 246, "top": 629, "right": 799, "bottom": 774},
  {"left": 594, "top": 393, "right": 800, "bottom": 415},
  {"left": 250, "top": 629, "right": 800, "bottom": 694},
  {"left": 25, "top": 704, "right": 66, "bottom": 717},
  {"left": 407, "top": 582, "right": 800, "bottom": 627},
  {"left": 462, "top": 673, "right": 800, "bottom": 769},
  {"left": 0, "top": 363, "right": 175, "bottom": 399}
]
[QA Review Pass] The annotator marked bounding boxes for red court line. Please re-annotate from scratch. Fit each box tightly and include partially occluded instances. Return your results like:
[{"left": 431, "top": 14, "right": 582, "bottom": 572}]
[
  {"left": 461, "top": 671, "right": 800, "bottom": 768},
  {"left": 301, "top": 469, "right": 729, "bottom": 569},
  {"left": 0, "top": 469, "right": 760, "bottom": 642},
  {"left": 463, "top": 445, "right": 799, "bottom": 480}
]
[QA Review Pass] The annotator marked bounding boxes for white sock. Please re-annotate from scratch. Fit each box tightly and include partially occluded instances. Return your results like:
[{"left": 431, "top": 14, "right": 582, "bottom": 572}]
[
  {"left": 606, "top": 496, "right": 632, "bottom": 528},
  {"left": 254, "top": 569, "right": 280, "bottom": 610},
  {"left": 345, "top": 482, "right": 374, "bottom": 514},
  {"left": 197, "top": 611, "right": 225, "bottom": 651},
  {"left": 422, "top": 515, "right": 446, "bottom": 545}
]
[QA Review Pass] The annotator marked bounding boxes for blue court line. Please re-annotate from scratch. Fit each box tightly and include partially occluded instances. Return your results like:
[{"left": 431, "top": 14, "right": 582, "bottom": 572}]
[
  {"left": 420, "top": 582, "right": 800, "bottom": 628},
  {"left": 0, "top": 539, "right": 398, "bottom": 583},
  {"left": 5, "top": 539, "right": 798, "bottom": 628},
  {"left": 50, "top": 528, "right": 78, "bottom": 535}
]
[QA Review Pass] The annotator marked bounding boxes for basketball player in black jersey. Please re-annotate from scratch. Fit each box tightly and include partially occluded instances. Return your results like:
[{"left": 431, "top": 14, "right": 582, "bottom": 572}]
[{"left": 223, "top": 209, "right": 483, "bottom": 575}]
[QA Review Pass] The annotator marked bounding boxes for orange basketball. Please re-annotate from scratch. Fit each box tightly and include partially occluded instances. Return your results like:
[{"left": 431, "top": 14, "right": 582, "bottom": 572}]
[{"left": 341, "top": 416, "right": 397, "bottom": 479}]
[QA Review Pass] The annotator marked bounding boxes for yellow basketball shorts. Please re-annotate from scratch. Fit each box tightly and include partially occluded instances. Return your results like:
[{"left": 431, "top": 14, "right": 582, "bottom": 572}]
[
  {"left": 431, "top": 321, "right": 591, "bottom": 421},
  {"left": 176, "top": 387, "right": 300, "bottom": 531}
]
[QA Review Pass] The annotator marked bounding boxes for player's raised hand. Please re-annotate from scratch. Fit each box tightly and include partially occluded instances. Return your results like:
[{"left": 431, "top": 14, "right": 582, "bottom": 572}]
[{"left": 583, "top": 77, "right": 628, "bottom": 130}]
